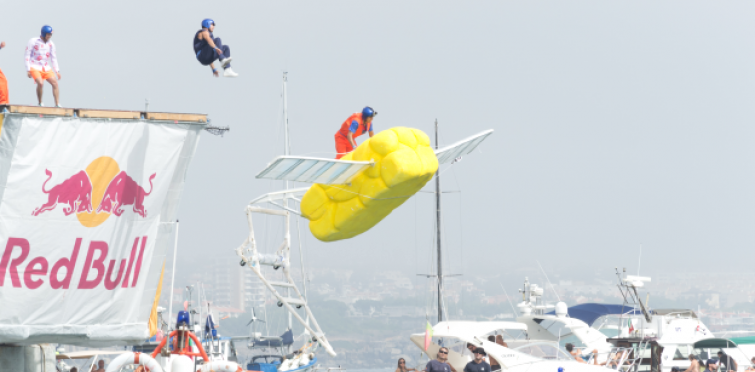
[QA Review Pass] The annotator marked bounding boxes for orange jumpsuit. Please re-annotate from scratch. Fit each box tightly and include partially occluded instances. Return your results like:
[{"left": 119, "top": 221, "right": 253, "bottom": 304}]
[
  {"left": 0, "top": 68, "right": 8, "bottom": 104},
  {"left": 335, "top": 112, "right": 372, "bottom": 159}
]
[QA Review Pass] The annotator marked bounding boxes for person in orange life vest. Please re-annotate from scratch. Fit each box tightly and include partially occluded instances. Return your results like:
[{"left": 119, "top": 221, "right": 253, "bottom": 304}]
[
  {"left": 0, "top": 40, "right": 8, "bottom": 105},
  {"left": 335, "top": 106, "right": 376, "bottom": 159}
]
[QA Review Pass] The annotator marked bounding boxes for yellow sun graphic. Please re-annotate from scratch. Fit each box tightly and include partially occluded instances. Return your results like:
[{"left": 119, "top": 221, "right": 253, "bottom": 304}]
[{"left": 77, "top": 156, "right": 120, "bottom": 228}]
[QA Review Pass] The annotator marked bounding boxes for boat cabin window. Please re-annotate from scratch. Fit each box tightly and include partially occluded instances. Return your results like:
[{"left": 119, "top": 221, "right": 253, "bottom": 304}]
[{"left": 674, "top": 345, "right": 692, "bottom": 360}]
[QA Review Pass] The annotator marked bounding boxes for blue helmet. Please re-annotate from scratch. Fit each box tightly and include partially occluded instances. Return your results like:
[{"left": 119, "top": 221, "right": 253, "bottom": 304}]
[
  {"left": 362, "top": 106, "right": 377, "bottom": 118},
  {"left": 202, "top": 19, "right": 215, "bottom": 29},
  {"left": 41, "top": 25, "right": 53, "bottom": 37}
]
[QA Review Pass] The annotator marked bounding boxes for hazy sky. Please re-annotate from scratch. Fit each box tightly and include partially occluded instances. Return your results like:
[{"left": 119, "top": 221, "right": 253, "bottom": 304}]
[{"left": 2, "top": 1, "right": 755, "bottom": 290}]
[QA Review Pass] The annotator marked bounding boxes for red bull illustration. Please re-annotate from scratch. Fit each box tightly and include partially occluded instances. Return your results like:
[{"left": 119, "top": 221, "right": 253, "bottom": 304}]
[
  {"left": 31, "top": 169, "right": 93, "bottom": 216},
  {"left": 30, "top": 156, "right": 156, "bottom": 227},
  {"left": 97, "top": 172, "right": 156, "bottom": 218}
]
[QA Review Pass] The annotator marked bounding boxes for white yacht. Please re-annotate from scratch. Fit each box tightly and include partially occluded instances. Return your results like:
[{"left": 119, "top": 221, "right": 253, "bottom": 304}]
[{"left": 515, "top": 270, "right": 719, "bottom": 372}]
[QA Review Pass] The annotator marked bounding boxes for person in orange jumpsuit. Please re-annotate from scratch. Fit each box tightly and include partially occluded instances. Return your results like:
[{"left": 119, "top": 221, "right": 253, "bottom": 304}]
[
  {"left": 335, "top": 107, "right": 376, "bottom": 159},
  {"left": 0, "top": 40, "right": 8, "bottom": 105}
]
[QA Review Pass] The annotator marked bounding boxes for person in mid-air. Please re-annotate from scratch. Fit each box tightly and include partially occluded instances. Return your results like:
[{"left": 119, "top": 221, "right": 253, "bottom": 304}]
[
  {"left": 0, "top": 40, "right": 8, "bottom": 105},
  {"left": 25, "top": 25, "right": 61, "bottom": 107},
  {"left": 194, "top": 19, "right": 238, "bottom": 78},
  {"left": 335, "top": 107, "right": 376, "bottom": 159}
]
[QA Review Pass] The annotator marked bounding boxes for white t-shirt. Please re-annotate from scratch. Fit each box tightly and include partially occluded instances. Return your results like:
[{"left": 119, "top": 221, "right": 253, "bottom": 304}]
[{"left": 25, "top": 37, "right": 59, "bottom": 72}]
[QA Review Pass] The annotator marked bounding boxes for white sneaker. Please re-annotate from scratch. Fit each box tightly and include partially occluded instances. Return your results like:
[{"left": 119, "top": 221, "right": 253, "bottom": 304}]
[
  {"left": 223, "top": 68, "right": 239, "bottom": 78},
  {"left": 39, "top": 103, "right": 44, "bottom": 107},
  {"left": 220, "top": 57, "right": 233, "bottom": 68},
  {"left": 55, "top": 104, "right": 63, "bottom": 108}
]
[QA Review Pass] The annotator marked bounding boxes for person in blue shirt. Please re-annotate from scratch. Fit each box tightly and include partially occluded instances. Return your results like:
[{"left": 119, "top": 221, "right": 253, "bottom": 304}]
[
  {"left": 425, "top": 347, "right": 457, "bottom": 372},
  {"left": 194, "top": 19, "right": 238, "bottom": 77},
  {"left": 463, "top": 347, "right": 491, "bottom": 372}
]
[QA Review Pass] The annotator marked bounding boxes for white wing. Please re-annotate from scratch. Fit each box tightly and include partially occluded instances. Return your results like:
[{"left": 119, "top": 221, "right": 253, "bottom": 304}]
[
  {"left": 256, "top": 156, "right": 372, "bottom": 185},
  {"left": 434, "top": 129, "right": 494, "bottom": 164}
]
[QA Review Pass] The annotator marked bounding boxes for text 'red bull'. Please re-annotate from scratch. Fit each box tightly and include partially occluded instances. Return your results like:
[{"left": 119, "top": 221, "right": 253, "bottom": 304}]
[{"left": 0, "top": 236, "right": 148, "bottom": 290}]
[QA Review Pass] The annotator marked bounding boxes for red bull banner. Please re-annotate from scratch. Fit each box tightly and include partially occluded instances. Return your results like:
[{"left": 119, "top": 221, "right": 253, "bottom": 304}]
[{"left": 0, "top": 113, "right": 203, "bottom": 346}]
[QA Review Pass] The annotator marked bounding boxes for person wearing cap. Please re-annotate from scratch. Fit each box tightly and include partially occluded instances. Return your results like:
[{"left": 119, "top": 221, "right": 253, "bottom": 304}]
[
  {"left": 335, "top": 107, "right": 376, "bottom": 159},
  {"left": 704, "top": 359, "right": 718, "bottom": 372},
  {"left": 194, "top": 19, "right": 238, "bottom": 77},
  {"left": 0, "top": 40, "right": 8, "bottom": 105},
  {"left": 25, "top": 25, "right": 61, "bottom": 107},
  {"left": 464, "top": 347, "right": 491, "bottom": 372},
  {"left": 718, "top": 351, "right": 737, "bottom": 372},
  {"left": 424, "top": 347, "right": 457, "bottom": 372}
]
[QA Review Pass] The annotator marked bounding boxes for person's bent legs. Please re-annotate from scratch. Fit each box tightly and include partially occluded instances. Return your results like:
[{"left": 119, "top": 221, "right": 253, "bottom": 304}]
[
  {"left": 0, "top": 68, "right": 8, "bottom": 104},
  {"left": 47, "top": 76, "right": 60, "bottom": 107},
  {"left": 213, "top": 38, "right": 231, "bottom": 68}
]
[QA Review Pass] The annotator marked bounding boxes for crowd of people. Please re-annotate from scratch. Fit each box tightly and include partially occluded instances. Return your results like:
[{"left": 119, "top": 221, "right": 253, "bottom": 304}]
[{"left": 398, "top": 340, "right": 755, "bottom": 372}]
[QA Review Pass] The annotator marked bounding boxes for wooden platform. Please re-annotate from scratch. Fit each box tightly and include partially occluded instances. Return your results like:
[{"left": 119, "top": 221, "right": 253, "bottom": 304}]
[{"left": 0, "top": 105, "right": 207, "bottom": 123}]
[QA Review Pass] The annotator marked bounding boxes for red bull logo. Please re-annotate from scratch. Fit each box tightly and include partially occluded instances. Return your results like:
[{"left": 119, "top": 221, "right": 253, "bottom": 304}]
[
  {"left": 31, "top": 156, "right": 156, "bottom": 227},
  {"left": 0, "top": 236, "right": 148, "bottom": 290}
]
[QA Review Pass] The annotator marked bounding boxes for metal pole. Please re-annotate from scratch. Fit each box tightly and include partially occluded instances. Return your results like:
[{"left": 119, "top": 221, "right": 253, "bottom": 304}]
[
  {"left": 282, "top": 72, "right": 293, "bottom": 332},
  {"left": 435, "top": 120, "right": 444, "bottom": 323},
  {"left": 168, "top": 221, "right": 180, "bottom": 328}
]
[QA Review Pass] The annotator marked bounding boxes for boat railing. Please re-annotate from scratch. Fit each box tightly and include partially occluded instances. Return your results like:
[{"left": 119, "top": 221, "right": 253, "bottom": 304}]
[
  {"left": 311, "top": 365, "right": 344, "bottom": 372},
  {"left": 584, "top": 343, "right": 652, "bottom": 371}
]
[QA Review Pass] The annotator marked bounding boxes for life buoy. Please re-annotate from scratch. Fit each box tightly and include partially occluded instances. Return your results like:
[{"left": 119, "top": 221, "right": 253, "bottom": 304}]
[
  {"left": 196, "top": 361, "right": 243, "bottom": 372},
  {"left": 105, "top": 352, "right": 163, "bottom": 372}
]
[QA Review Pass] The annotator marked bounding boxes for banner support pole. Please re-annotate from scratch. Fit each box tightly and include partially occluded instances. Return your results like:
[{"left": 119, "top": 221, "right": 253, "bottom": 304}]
[{"left": 168, "top": 220, "right": 180, "bottom": 328}]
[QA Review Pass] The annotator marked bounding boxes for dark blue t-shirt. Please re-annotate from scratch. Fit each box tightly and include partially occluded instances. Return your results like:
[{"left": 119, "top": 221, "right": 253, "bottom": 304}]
[
  {"left": 426, "top": 360, "right": 452, "bottom": 372},
  {"left": 464, "top": 361, "right": 490, "bottom": 372}
]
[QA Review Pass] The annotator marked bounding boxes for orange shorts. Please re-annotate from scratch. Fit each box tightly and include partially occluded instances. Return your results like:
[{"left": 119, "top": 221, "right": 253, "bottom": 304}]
[{"left": 30, "top": 69, "right": 56, "bottom": 81}]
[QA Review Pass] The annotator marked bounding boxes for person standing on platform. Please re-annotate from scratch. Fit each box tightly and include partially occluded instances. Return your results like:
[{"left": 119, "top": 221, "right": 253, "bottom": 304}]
[
  {"left": 335, "top": 107, "right": 376, "bottom": 159},
  {"left": 0, "top": 40, "right": 8, "bottom": 105},
  {"left": 25, "top": 25, "right": 61, "bottom": 107},
  {"left": 194, "top": 19, "right": 238, "bottom": 77}
]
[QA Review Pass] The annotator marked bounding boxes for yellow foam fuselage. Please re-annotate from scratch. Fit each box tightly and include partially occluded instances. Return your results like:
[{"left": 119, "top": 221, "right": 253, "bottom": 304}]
[{"left": 300, "top": 127, "right": 439, "bottom": 242}]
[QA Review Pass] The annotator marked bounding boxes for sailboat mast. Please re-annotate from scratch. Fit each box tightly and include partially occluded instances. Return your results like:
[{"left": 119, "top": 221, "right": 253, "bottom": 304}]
[
  {"left": 435, "top": 120, "right": 444, "bottom": 323},
  {"left": 282, "top": 72, "right": 293, "bottom": 332}
]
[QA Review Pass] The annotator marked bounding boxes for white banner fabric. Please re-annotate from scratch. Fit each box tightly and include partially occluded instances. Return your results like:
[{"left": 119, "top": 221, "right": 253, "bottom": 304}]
[{"left": 0, "top": 113, "right": 202, "bottom": 346}]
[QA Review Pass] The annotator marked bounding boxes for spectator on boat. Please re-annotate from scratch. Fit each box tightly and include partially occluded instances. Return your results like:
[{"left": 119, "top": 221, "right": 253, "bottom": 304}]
[
  {"left": 495, "top": 335, "right": 508, "bottom": 348},
  {"left": 0, "top": 40, "right": 8, "bottom": 105},
  {"left": 683, "top": 354, "right": 700, "bottom": 372},
  {"left": 92, "top": 359, "right": 105, "bottom": 372},
  {"left": 718, "top": 351, "right": 738, "bottom": 372},
  {"left": 746, "top": 357, "right": 755, "bottom": 372},
  {"left": 193, "top": 19, "right": 238, "bottom": 77},
  {"left": 464, "top": 343, "right": 477, "bottom": 358},
  {"left": 25, "top": 26, "right": 61, "bottom": 107},
  {"left": 464, "top": 347, "right": 491, "bottom": 372},
  {"left": 704, "top": 359, "right": 718, "bottom": 372},
  {"left": 486, "top": 337, "right": 501, "bottom": 371},
  {"left": 397, "top": 358, "right": 416, "bottom": 372},
  {"left": 565, "top": 344, "right": 599, "bottom": 365},
  {"left": 425, "top": 347, "right": 457, "bottom": 372}
]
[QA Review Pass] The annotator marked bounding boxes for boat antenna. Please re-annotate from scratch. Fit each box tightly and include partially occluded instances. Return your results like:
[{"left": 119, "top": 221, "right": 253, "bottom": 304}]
[
  {"left": 435, "top": 119, "right": 445, "bottom": 323},
  {"left": 637, "top": 244, "right": 642, "bottom": 276},
  {"left": 282, "top": 71, "right": 293, "bottom": 332},
  {"left": 499, "top": 283, "right": 518, "bottom": 315},
  {"left": 536, "top": 260, "right": 561, "bottom": 302}
]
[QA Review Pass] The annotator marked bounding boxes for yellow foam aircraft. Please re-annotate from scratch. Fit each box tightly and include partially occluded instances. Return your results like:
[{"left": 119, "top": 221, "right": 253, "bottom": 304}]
[{"left": 253, "top": 127, "right": 493, "bottom": 242}]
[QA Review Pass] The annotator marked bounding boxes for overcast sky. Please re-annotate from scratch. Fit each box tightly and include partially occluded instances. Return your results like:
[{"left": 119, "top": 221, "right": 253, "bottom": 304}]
[{"left": 2, "top": 0, "right": 755, "bottom": 292}]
